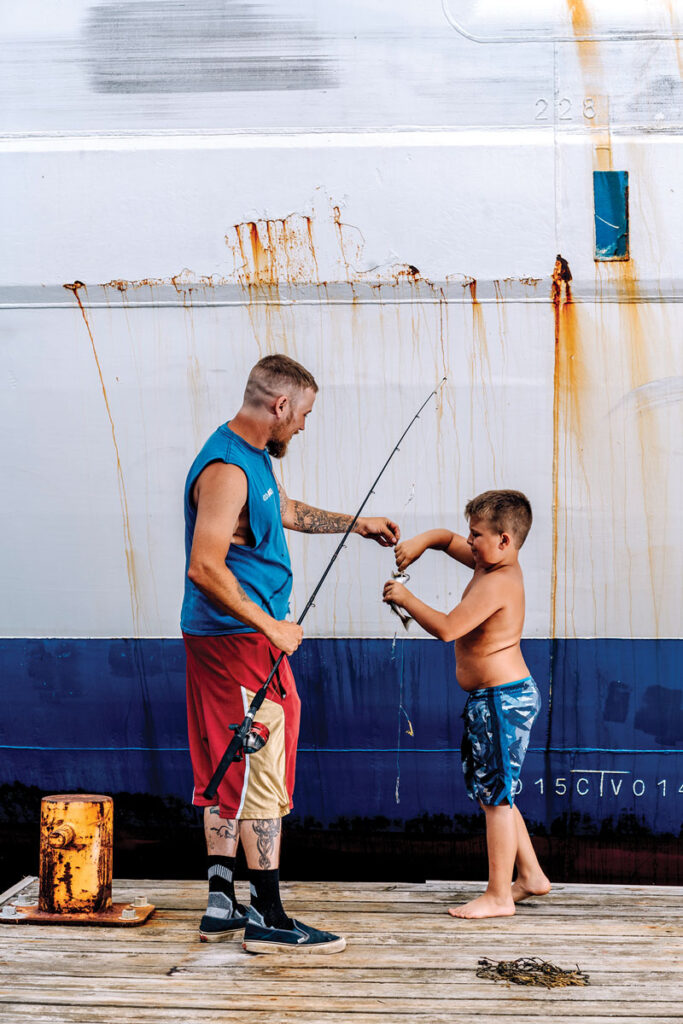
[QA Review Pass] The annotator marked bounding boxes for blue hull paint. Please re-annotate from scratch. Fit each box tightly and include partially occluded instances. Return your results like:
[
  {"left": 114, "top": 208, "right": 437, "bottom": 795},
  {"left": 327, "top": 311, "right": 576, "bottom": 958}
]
[{"left": 2, "top": 638, "right": 681, "bottom": 834}]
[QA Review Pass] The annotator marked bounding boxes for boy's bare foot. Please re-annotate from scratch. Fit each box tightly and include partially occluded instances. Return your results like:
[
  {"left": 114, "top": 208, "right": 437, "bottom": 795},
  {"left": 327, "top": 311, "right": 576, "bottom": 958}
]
[
  {"left": 511, "top": 874, "right": 551, "bottom": 903},
  {"left": 448, "top": 893, "right": 515, "bottom": 919}
]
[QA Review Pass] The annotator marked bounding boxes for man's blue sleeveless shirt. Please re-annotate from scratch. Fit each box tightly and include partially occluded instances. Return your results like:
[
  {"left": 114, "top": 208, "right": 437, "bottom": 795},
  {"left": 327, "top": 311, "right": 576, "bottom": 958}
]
[{"left": 180, "top": 424, "right": 292, "bottom": 636}]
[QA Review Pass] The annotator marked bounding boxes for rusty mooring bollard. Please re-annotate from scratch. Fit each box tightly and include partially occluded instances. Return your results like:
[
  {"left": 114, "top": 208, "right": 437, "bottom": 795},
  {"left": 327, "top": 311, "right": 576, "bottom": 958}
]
[
  {"left": 39, "top": 794, "right": 113, "bottom": 913},
  {"left": 0, "top": 794, "right": 154, "bottom": 927}
]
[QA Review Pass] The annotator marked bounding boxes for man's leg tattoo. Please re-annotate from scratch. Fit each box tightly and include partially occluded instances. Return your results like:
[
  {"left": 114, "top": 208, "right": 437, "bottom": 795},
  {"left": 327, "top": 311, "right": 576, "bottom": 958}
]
[
  {"left": 204, "top": 806, "right": 239, "bottom": 856},
  {"left": 251, "top": 818, "right": 281, "bottom": 870}
]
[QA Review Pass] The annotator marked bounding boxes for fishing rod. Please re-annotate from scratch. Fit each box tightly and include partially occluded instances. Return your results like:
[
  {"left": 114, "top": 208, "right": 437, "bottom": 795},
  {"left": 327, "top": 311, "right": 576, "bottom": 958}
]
[{"left": 203, "top": 376, "right": 447, "bottom": 800}]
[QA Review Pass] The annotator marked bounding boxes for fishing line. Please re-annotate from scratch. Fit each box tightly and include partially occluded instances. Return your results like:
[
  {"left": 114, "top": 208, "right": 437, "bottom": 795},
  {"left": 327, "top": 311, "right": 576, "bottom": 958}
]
[
  {"left": 393, "top": 636, "right": 414, "bottom": 805},
  {"left": 203, "top": 377, "right": 447, "bottom": 800}
]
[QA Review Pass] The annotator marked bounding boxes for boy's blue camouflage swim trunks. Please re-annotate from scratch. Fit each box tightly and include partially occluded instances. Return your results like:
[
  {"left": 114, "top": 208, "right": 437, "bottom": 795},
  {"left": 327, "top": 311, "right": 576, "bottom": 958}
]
[{"left": 461, "top": 677, "right": 541, "bottom": 806}]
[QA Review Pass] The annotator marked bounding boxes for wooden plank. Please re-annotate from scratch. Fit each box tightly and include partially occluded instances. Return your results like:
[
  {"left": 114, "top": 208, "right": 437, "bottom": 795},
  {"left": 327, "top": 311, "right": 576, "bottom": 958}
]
[
  {"left": 101, "top": 879, "right": 682, "bottom": 896},
  {"left": 2, "top": 918, "right": 678, "bottom": 946},
  {"left": 1, "top": 1011, "right": 681, "bottom": 1024},
  {"left": 103, "top": 891, "right": 683, "bottom": 914},
  {"left": 15, "top": 907, "right": 678, "bottom": 935},
  {"left": 107, "top": 901, "right": 683, "bottom": 925},
  {"left": 105, "top": 880, "right": 683, "bottom": 896},
  {"left": 0, "top": 984, "right": 680, "bottom": 1015},
  {"left": 2, "top": 942, "right": 679, "bottom": 966},
  {"left": 2, "top": 973, "right": 681, "bottom": 1001},
  {"left": 0, "top": 953, "right": 679, "bottom": 990},
  {"left": 425, "top": 881, "right": 683, "bottom": 896},
  {"left": 2, "top": 933, "right": 679, "bottom": 965},
  {"left": 0, "top": 945, "right": 670, "bottom": 981},
  {"left": 148, "top": 908, "right": 683, "bottom": 930}
]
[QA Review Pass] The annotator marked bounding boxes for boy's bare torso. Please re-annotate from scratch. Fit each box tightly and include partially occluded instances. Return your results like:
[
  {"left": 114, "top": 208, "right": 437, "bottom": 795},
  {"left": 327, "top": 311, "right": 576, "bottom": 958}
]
[{"left": 455, "top": 562, "right": 530, "bottom": 692}]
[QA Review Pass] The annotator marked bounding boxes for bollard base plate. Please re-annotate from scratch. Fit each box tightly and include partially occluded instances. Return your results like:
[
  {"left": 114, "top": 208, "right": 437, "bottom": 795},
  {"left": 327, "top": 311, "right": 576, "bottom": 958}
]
[{"left": 2, "top": 902, "right": 155, "bottom": 927}]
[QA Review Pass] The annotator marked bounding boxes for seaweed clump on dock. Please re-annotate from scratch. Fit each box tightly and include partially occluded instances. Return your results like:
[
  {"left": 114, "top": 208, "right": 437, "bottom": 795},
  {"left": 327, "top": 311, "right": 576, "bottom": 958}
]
[{"left": 476, "top": 956, "right": 590, "bottom": 988}]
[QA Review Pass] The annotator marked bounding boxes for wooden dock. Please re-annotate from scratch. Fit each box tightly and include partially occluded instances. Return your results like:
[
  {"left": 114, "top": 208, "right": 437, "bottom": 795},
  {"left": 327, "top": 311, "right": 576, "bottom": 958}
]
[{"left": 1, "top": 877, "right": 681, "bottom": 1023}]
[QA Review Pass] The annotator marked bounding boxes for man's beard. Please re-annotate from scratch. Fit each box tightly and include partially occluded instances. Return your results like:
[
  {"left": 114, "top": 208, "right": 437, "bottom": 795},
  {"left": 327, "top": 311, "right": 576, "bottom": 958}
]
[
  {"left": 266, "top": 437, "right": 289, "bottom": 459},
  {"left": 266, "top": 414, "right": 294, "bottom": 459}
]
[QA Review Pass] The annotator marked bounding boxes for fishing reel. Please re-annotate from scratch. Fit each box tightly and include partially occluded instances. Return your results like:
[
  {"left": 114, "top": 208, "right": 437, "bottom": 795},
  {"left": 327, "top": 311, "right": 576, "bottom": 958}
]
[
  {"left": 389, "top": 570, "right": 412, "bottom": 628},
  {"left": 228, "top": 720, "right": 270, "bottom": 762}
]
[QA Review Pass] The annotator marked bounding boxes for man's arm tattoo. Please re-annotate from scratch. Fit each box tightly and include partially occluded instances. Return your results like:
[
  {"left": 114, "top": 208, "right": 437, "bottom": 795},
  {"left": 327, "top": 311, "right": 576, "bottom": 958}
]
[
  {"left": 251, "top": 818, "right": 281, "bottom": 869},
  {"left": 291, "top": 500, "right": 353, "bottom": 534},
  {"left": 276, "top": 480, "right": 289, "bottom": 519}
]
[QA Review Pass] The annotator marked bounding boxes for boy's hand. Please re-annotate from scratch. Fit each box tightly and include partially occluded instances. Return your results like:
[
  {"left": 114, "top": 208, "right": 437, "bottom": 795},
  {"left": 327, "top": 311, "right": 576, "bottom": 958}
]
[
  {"left": 395, "top": 537, "right": 425, "bottom": 571},
  {"left": 383, "top": 579, "right": 411, "bottom": 608},
  {"left": 356, "top": 517, "right": 400, "bottom": 547}
]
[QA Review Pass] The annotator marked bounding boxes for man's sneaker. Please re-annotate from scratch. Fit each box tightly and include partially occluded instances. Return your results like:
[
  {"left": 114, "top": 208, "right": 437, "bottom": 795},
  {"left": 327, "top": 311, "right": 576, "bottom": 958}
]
[
  {"left": 242, "top": 911, "right": 346, "bottom": 954},
  {"left": 199, "top": 893, "right": 249, "bottom": 942}
]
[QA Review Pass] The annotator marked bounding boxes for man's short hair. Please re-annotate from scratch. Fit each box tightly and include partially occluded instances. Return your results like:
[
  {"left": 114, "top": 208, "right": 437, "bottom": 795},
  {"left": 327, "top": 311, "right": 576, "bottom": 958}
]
[
  {"left": 244, "top": 354, "right": 318, "bottom": 408},
  {"left": 464, "top": 490, "right": 533, "bottom": 548}
]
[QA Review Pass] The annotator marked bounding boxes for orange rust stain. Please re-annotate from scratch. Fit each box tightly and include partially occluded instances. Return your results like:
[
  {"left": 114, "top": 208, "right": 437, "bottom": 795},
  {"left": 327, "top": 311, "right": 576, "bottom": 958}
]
[
  {"left": 492, "top": 281, "right": 510, "bottom": 380},
  {"left": 228, "top": 215, "right": 319, "bottom": 289},
  {"left": 131, "top": 278, "right": 165, "bottom": 289},
  {"left": 566, "top": 0, "right": 592, "bottom": 37},
  {"left": 332, "top": 205, "right": 349, "bottom": 281},
  {"left": 551, "top": 255, "right": 601, "bottom": 636},
  {"left": 100, "top": 277, "right": 169, "bottom": 291},
  {"left": 170, "top": 269, "right": 197, "bottom": 307},
  {"left": 552, "top": 251, "right": 667, "bottom": 639},
  {"left": 566, "top": 0, "right": 607, "bottom": 154},
  {"left": 550, "top": 255, "right": 577, "bottom": 638},
  {"left": 663, "top": 2, "right": 683, "bottom": 77},
  {"left": 394, "top": 265, "right": 421, "bottom": 282},
  {"left": 226, "top": 212, "right": 324, "bottom": 360},
  {"left": 63, "top": 282, "right": 141, "bottom": 633},
  {"left": 468, "top": 280, "right": 497, "bottom": 482},
  {"left": 436, "top": 286, "right": 458, "bottom": 481},
  {"left": 605, "top": 260, "right": 661, "bottom": 632}
]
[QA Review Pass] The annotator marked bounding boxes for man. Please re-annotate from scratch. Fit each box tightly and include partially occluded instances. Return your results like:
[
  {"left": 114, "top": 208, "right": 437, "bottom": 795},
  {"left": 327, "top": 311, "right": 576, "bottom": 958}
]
[{"left": 181, "top": 353, "right": 399, "bottom": 953}]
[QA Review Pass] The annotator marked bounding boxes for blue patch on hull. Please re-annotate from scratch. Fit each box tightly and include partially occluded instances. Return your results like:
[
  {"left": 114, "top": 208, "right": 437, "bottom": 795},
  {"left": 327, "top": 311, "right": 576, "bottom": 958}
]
[{"left": 1, "top": 638, "right": 680, "bottom": 834}]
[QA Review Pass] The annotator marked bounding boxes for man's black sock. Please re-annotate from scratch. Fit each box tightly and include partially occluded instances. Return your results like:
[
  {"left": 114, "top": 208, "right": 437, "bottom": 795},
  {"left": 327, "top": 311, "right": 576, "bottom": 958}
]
[
  {"left": 248, "top": 868, "right": 293, "bottom": 930},
  {"left": 208, "top": 855, "right": 236, "bottom": 900},
  {"left": 206, "top": 855, "right": 245, "bottom": 917}
]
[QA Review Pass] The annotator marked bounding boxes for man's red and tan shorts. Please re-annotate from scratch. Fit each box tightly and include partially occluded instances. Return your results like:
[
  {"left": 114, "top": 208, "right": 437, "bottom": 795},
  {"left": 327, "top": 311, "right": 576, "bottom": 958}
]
[{"left": 183, "top": 632, "right": 301, "bottom": 820}]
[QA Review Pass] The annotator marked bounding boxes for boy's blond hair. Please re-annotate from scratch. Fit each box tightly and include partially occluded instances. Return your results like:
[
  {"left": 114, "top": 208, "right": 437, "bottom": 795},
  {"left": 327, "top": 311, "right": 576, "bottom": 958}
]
[{"left": 465, "top": 490, "right": 533, "bottom": 548}]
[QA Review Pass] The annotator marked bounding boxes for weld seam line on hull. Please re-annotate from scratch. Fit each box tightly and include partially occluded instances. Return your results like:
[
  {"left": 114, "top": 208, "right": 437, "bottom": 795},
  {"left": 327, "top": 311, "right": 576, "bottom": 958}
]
[
  {"left": 1, "top": 745, "right": 680, "bottom": 755},
  {"left": 1, "top": 297, "right": 681, "bottom": 311},
  {"left": 0, "top": 123, "right": 680, "bottom": 145}
]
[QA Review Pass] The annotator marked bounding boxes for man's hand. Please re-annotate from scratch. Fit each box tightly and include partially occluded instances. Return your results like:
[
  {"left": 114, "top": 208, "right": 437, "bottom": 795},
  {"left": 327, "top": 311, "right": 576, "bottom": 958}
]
[
  {"left": 394, "top": 536, "right": 426, "bottom": 571},
  {"left": 383, "top": 579, "right": 411, "bottom": 608},
  {"left": 355, "top": 517, "right": 400, "bottom": 547},
  {"left": 265, "top": 620, "right": 304, "bottom": 656}
]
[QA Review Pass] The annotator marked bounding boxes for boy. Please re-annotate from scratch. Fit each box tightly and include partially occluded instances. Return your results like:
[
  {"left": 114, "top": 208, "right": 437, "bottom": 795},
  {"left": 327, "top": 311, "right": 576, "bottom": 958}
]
[{"left": 382, "top": 490, "right": 550, "bottom": 919}]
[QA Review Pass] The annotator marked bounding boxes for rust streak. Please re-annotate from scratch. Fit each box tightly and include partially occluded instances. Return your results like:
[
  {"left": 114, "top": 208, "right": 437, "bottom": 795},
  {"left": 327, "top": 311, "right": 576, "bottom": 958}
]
[
  {"left": 468, "top": 280, "right": 497, "bottom": 482},
  {"left": 332, "top": 205, "right": 351, "bottom": 283},
  {"left": 64, "top": 281, "right": 140, "bottom": 633},
  {"left": 550, "top": 255, "right": 573, "bottom": 639},
  {"left": 566, "top": 0, "right": 611, "bottom": 172},
  {"left": 611, "top": 261, "right": 661, "bottom": 634},
  {"left": 566, "top": 0, "right": 592, "bottom": 37}
]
